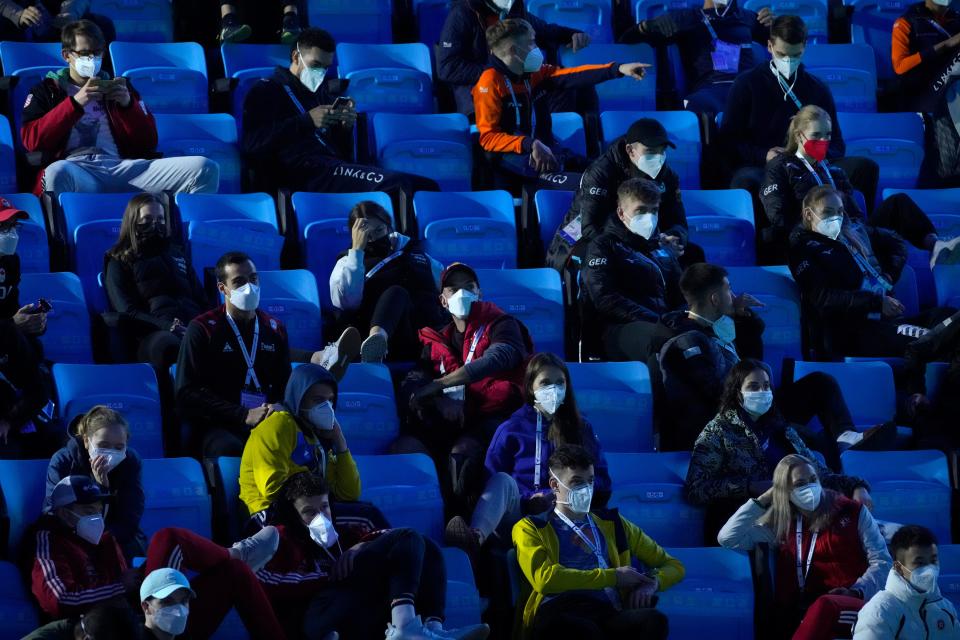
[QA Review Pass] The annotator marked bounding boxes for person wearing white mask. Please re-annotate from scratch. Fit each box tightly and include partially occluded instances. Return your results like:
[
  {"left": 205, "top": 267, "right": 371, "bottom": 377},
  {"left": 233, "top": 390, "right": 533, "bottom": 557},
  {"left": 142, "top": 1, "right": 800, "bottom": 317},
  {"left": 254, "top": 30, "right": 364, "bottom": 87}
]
[
  {"left": 0, "top": 200, "right": 50, "bottom": 341},
  {"left": 45, "top": 405, "right": 147, "bottom": 562},
  {"left": 140, "top": 568, "right": 195, "bottom": 640},
  {"left": 718, "top": 453, "right": 891, "bottom": 639},
  {"left": 546, "top": 118, "right": 707, "bottom": 272},
  {"left": 472, "top": 18, "right": 649, "bottom": 192},
  {"left": 892, "top": 0, "right": 960, "bottom": 113},
  {"left": 686, "top": 359, "right": 879, "bottom": 543},
  {"left": 405, "top": 262, "right": 533, "bottom": 515},
  {"left": 854, "top": 525, "right": 960, "bottom": 640},
  {"left": 444, "top": 353, "right": 612, "bottom": 562},
  {"left": 21, "top": 20, "right": 219, "bottom": 198},
  {"left": 580, "top": 177, "right": 685, "bottom": 362},
  {"left": 513, "top": 444, "right": 684, "bottom": 639}
]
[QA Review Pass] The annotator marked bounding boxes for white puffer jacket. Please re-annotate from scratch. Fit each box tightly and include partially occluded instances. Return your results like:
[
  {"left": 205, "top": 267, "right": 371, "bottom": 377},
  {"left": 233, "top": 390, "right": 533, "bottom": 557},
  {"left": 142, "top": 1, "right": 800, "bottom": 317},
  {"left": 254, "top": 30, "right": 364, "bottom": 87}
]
[{"left": 854, "top": 569, "right": 960, "bottom": 639}]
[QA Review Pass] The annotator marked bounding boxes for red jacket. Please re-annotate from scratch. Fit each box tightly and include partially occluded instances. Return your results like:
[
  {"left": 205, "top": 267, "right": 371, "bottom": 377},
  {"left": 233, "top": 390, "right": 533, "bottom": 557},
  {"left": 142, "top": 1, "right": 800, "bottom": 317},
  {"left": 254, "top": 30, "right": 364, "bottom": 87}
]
[
  {"left": 418, "top": 301, "right": 533, "bottom": 416},
  {"left": 20, "top": 69, "right": 159, "bottom": 194},
  {"left": 775, "top": 497, "right": 868, "bottom": 606},
  {"left": 30, "top": 515, "right": 129, "bottom": 618}
]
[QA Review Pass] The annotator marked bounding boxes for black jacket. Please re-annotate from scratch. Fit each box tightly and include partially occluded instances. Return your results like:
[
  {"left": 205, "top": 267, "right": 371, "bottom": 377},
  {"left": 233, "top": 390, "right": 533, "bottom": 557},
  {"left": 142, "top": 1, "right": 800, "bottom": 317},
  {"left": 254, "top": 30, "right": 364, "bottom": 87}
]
[
  {"left": 545, "top": 137, "right": 687, "bottom": 271},
  {"left": 241, "top": 67, "right": 353, "bottom": 187},
  {"left": 721, "top": 62, "right": 845, "bottom": 169},
  {"left": 437, "top": 0, "right": 578, "bottom": 114},
  {"left": 0, "top": 319, "right": 47, "bottom": 431},
  {"left": 581, "top": 218, "right": 684, "bottom": 335},
  {"left": 894, "top": 2, "right": 960, "bottom": 112},
  {"left": 657, "top": 309, "right": 765, "bottom": 451},
  {"left": 0, "top": 253, "right": 21, "bottom": 320}
]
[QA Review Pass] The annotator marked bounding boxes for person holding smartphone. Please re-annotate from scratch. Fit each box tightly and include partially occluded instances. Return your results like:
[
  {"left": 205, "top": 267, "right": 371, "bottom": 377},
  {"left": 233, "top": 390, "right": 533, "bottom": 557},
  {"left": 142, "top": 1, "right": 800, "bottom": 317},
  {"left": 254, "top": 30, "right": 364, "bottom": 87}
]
[{"left": 0, "top": 199, "right": 49, "bottom": 347}]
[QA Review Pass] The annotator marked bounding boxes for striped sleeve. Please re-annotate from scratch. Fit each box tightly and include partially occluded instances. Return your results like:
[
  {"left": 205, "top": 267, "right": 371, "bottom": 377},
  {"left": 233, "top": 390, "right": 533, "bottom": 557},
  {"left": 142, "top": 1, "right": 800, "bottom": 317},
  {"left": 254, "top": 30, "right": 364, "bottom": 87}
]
[{"left": 32, "top": 530, "right": 126, "bottom": 618}]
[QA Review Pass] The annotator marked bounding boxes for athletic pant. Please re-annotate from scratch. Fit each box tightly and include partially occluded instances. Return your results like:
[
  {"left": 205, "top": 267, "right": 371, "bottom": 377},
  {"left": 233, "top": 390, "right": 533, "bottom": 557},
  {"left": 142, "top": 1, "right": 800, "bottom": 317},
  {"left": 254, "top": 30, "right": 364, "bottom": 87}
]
[
  {"left": 790, "top": 594, "right": 863, "bottom": 640},
  {"left": 778, "top": 372, "right": 855, "bottom": 471},
  {"left": 469, "top": 472, "right": 524, "bottom": 542},
  {"left": 346, "top": 285, "right": 442, "bottom": 361},
  {"left": 532, "top": 593, "right": 669, "bottom": 640},
  {"left": 41, "top": 155, "right": 219, "bottom": 197}
]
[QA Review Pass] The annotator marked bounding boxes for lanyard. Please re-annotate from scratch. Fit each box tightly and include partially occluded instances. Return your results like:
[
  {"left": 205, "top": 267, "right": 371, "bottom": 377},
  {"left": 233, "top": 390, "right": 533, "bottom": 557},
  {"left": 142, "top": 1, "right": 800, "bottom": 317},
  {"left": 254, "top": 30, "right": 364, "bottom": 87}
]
[
  {"left": 365, "top": 248, "right": 404, "bottom": 280},
  {"left": 465, "top": 325, "right": 486, "bottom": 365},
  {"left": 282, "top": 84, "right": 336, "bottom": 152},
  {"left": 554, "top": 510, "right": 608, "bottom": 569},
  {"left": 701, "top": 11, "right": 720, "bottom": 41},
  {"left": 844, "top": 239, "right": 894, "bottom": 292},
  {"left": 927, "top": 18, "right": 952, "bottom": 38},
  {"left": 535, "top": 412, "right": 543, "bottom": 491},
  {"left": 795, "top": 517, "right": 819, "bottom": 591},
  {"left": 504, "top": 79, "right": 537, "bottom": 140},
  {"left": 770, "top": 62, "right": 803, "bottom": 110},
  {"left": 225, "top": 313, "right": 262, "bottom": 391},
  {"left": 796, "top": 152, "right": 836, "bottom": 188}
]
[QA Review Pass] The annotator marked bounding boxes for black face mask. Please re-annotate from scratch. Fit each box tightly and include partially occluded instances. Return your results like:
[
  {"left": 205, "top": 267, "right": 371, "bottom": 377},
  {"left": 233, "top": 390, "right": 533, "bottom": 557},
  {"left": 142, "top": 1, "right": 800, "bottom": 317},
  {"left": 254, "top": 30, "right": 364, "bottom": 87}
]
[
  {"left": 367, "top": 235, "right": 392, "bottom": 257},
  {"left": 136, "top": 224, "right": 168, "bottom": 254}
]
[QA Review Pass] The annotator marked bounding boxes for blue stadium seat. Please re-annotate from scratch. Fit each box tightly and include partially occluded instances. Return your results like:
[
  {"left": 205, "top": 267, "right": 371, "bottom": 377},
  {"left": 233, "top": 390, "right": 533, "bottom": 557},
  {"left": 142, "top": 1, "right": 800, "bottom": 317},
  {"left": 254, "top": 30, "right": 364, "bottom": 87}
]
[
  {"left": 440, "top": 547, "right": 483, "bottom": 627},
  {"left": 849, "top": 0, "right": 911, "bottom": 81},
  {"left": 140, "top": 457, "right": 212, "bottom": 540},
  {"left": 307, "top": 0, "right": 392, "bottom": 44},
  {"left": 926, "top": 361, "right": 949, "bottom": 405},
  {"left": 0, "top": 458, "right": 48, "bottom": 557},
  {"left": 109, "top": 42, "right": 208, "bottom": 113},
  {"left": 372, "top": 113, "right": 472, "bottom": 191},
  {"left": 53, "top": 363, "right": 164, "bottom": 458},
  {"left": 338, "top": 363, "right": 400, "bottom": 455},
  {"left": 0, "top": 560, "right": 38, "bottom": 636},
  {"left": 635, "top": 0, "right": 700, "bottom": 21},
  {"left": 0, "top": 42, "right": 63, "bottom": 152},
  {"left": 413, "top": 190, "right": 517, "bottom": 268},
  {"left": 220, "top": 44, "right": 292, "bottom": 133},
  {"left": 934, "top": 265, "right": 960, "bottom": 308},
  {"left": 3, "top": 193, "right": 48, "bottom": 273},
  {"left": 212, "top": 456, "right": 244, "bottom": 545},
  {"left": 551, "top": 112, "right": 588, "bottom": 159},
  {"left": 354, "top": 453, "right": 443, "bottom": 541},
  {"left": 838, "top": 112, "right": 924, "bottom": 195},
  {"left": 415, "top": 0, "right": 451, "bottom": 48},
  {"left": 600, "top": 110, "right": 701, "bottom": 188},
  {"left": 527, "top": 0, "right": 613, "bottom": 43},
  {"left": 90, "top": 0, "right": 174, "bottom": 41},
  {"left": 893, "top": 264, "right": 920, "bottom": 317},
  {"left": 883, "top": 188, "right": 960, "bottom": 217},
  {"left": 566, "top": 361, "right": 654, "bottom": 452},
  {"left": 336, "top": 43, "right": 433, "bottom": 114},
  {"left": 841, "top": 449, "right": 952, "bottom": 543},
  {"left": 292, "top": 191, "right": 394, "bottom": 310},
  {"left": 606, "top": 452, "right": 705, "bottom": 547},
  {"left": 154, "top": 113, "right": 241, "bottom": 193},
  {"left": 682, "top": 189, "right": 756, "bottom": 266},
  {"left": 256, "top": 270, "right": 323, "bottom": 352},
  {"left": 724, "top": 266, "right": 802, "bottom": 384},
  {"left": 533, "top": 189, "right": 574, "bottom": 254},
  {"left": 745, "top": 0, "right": 827, "bottom": 40},
  {"left": 939, "top": 544, "right": 960, "bottom": 610},
  {"left": 793, "top": 360, "right": 896, "bottom": 429},
  {"left": 475, "top": 268, "right": 564, "bottom": 357},
  {"left": 801, "top": 44, "right": 877, "bottom": 112},
  {"left": 560, "top": 45, "right": 655, "bottom": 111},
  {"left": 0, "top": 115, "right": 15, "bottom": 192},
  {"left": 175, "top": 192, "right": 282, "bottom": 282},
  {"left": 659, "top": 547, "right": 754, "bottom": 640},
  {"left": 19, "top": 272, "right": 93, "bottom": 363}
]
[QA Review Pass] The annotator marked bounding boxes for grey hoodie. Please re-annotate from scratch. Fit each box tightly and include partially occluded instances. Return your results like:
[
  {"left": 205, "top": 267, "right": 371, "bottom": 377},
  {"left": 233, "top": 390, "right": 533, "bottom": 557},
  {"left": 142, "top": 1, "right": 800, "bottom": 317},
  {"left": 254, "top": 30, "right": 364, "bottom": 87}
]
[{"left": 282, "top": 363, "right": 338, "bottom": 418}]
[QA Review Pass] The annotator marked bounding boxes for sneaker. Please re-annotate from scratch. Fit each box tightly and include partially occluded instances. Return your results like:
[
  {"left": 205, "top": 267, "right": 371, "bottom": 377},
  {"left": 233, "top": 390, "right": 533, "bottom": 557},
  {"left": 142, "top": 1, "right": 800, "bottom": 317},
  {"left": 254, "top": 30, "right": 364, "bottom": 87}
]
[
  {"left": 219, "top": 14, "right": 252, "bottom": 43},
  {"left": 230, "top": 525, "right": 279, "bottom": 572},
  {"left": 444, "top": 516, "right": 482, "bottom": 561},
  {"left": 361, "top": 332, "right": 389, "bottom": 363},
  {"left": 387, "top": 617, "right": 486, "bottom": 640},
  {"left": 425, "top": 621, "right": 490, "bottom": 640},
  {"left": 931, "top": 235, "right": 960, "bottom": 268},
  {"left": 280, "top": 11, "right": 302, "bottom": 45},
  {"left": 314, "top": 326, "right": 361, "bottom": 381},
  {"left": 847, "top": 421, "right": 897, "bottom": 451}
]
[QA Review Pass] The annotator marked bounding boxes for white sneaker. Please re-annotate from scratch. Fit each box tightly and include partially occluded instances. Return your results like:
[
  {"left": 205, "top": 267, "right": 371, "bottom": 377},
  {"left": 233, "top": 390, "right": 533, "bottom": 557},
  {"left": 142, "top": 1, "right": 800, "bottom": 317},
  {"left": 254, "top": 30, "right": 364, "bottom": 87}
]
[
  {"left": 311, "top": 327, "right": 361, "bottom": 381},
  {"left": 386, "top": 617, "right": 489, "bottom": 640},
  {"left": 230, "top": 525, "right": 279, "bottom": 572},
  {"left": 426, "top": 621, "right": 490, "bottom": 640}
]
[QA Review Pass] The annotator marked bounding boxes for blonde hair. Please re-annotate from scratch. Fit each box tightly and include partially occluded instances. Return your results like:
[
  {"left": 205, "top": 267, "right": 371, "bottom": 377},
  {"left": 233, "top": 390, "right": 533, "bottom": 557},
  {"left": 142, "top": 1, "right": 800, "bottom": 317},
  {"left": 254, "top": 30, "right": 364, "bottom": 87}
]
[
  {"left": 785, "top": 105, "right": 831, "bottom": 155},
  {"left": 757, "top": 454, "right": 838, "bottom": 542},
  {"left": 75, "top": 405, "right": 129, "bottom": 440}
]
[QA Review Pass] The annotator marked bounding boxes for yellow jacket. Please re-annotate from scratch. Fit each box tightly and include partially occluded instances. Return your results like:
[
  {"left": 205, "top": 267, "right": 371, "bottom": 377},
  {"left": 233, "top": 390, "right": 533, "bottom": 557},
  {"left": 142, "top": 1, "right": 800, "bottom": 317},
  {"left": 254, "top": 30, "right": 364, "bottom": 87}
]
[
  {"left": 239, "top": 411, "right": 361, "bottom": 515},
  {"left": 512, "top": 508, "right": 685, "bottom": 639}
]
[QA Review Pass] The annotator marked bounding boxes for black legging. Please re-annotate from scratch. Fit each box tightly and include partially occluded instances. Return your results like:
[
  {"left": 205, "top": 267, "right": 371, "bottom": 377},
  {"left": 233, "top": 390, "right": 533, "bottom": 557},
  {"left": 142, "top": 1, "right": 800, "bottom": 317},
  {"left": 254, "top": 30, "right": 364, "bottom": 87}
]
[
  {"left": 777, "top": 372, "right": 856, "bottom": 471},
  {"left": 352, "top": 285, "right": 421, "bottom": 361},
  {"left": 533, "top": 592, "right": 669, "bottom": 640},
  {"left": 138, "top": 330, "right": 182, "bottom": 370}
]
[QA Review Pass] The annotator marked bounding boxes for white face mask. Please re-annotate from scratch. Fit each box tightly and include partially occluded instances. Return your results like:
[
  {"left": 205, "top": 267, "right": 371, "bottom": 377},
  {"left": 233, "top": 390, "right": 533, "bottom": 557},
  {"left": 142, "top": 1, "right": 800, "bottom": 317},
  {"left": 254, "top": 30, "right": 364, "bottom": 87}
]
[
  {"left": 773, "top": 55, "right": 802, "bottom": 79},
  {"left": 298, "top": 47, "right": 326, "bottom": 93},
  {"left": 73, "top": 512, "right": 105, "bottom": 545},
  {"left": 904, "top": 564, "right": 940, "bottom": 593},
  {"left": 633, "top": 152, "right": 666, "bottom": 179},
  {"left": 534, "top": 383, "right": 566, "bottom": 415},
  {"left": 713, "top": 314, "right": 737, "bottom": 344},
  {"left": 552, "top": 472, "right": 594, "bottom": 515},
  {"left": 446, "top": 288, "right": 477, "bottom": 319},
  {"left": 489, "top": 0, "right": 514, "bottom": 11},
  {"left": 627, "top": 212, "right": 658, "bottom": 240},
  {"left": 0, "top": 228, "right": 17, "bottom": 255},
  {"left": 74, "top": 55, "right": 102, "bottom": 79},
  {"left": 790, "top": 482, "right": 822, "bottom": 512},
  {"left": 90, "top": 447, "right": 126, "bottom": 472},
  {"left": 522, "top": 47, "right": 545, "bottom": 73},
  {"left": 814, "top": 215, "right": 843, "bottom": 241},
  {"left": 307, "top": 400, "right": 336, "bottom": 432},
  {"left": 228, "top": 283, "right": 260, "bottom": 312},
  {"left": 932, "top": 0, "right": 951, "bottom": 6},
  {"left": 152, "top": 603, "right": 189, "bottom": 636},
  {"left": 742, "top": 390, "right": 773, "bottom": 418},
  {"left": 308, "top": 512, "right": 339, "bottom": 548}
]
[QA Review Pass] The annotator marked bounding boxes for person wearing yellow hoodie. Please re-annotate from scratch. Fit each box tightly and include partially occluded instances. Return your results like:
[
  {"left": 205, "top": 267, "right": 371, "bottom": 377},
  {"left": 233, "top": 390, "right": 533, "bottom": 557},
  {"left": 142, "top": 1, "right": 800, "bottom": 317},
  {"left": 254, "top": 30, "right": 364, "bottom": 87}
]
[{"left": 512, "top": 444, "right": 684, "bottom": 640}]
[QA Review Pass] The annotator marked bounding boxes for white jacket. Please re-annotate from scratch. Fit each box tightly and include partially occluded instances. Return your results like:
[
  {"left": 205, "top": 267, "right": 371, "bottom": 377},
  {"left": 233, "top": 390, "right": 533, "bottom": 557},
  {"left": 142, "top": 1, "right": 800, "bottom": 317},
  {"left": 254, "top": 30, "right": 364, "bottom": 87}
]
[
  {"left": 328, "top": 232, "right": 443, "bottom": 311},
  {"left": 854, "top": 569, "right": 960, "bottom": 640}
]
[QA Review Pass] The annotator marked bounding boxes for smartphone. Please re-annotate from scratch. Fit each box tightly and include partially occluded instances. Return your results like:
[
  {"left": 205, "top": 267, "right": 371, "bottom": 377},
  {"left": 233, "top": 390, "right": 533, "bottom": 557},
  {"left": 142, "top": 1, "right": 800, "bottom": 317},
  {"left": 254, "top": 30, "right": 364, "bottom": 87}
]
[
  {"left": 331, "top": 96, "right": 353, "bottom": 110},
  {"left": 35, "top": 298, "right": 51, "bottom": 313}
]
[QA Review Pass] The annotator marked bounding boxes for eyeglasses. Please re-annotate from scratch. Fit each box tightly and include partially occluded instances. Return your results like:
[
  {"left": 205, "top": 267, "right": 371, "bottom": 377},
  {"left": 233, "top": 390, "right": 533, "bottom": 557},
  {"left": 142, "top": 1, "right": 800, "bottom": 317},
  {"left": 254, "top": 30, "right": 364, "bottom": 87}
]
[{"left": 71, "top": 49, "right": 104, "bottom": 58}]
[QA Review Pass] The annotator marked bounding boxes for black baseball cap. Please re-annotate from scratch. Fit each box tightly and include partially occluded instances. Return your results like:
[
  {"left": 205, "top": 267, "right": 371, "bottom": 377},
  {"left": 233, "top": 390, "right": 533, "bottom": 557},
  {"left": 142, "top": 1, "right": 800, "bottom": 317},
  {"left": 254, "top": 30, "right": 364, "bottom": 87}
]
[
  {"left": 440, "top": 262, "right": 479, "bottom": 289},
  {"left": 624, "top": 118, "right": 676, "bottom": 149}
]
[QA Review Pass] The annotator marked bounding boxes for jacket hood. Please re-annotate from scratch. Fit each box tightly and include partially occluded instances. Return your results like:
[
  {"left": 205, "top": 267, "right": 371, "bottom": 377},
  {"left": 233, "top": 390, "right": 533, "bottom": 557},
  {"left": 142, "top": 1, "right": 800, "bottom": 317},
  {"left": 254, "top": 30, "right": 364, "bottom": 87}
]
[
  {"left": 283, "top": 364, "right": 338, "bottom": 415},
  {"left": 884, "top": 566, "right": 945, "bottom": 604}
]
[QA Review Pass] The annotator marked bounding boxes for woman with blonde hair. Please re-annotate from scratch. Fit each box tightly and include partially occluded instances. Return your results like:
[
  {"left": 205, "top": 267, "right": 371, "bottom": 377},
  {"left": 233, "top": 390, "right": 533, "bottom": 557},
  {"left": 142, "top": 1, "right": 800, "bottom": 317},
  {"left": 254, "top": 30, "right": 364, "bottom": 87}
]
[
  {"left": 718, "top": 453, "right": 891, "bottom": 639},
  {"left": 758, "top": 104, "right": 953, "bottom": 265}
]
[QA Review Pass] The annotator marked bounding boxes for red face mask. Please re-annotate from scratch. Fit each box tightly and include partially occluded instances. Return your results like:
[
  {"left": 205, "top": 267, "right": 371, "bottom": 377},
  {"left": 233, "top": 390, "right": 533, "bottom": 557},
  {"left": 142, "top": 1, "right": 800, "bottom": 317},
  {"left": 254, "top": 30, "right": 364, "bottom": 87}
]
[{"left": 802, "top": 138, "right": 830, "bottom": 162}]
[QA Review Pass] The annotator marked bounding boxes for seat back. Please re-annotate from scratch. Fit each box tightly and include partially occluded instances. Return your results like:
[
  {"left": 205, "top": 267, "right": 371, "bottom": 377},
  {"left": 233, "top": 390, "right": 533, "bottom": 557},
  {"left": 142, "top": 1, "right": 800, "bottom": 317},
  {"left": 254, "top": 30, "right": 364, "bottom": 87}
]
[
  {"left": 337, "top": 364, "right": 400, "bottom": 454},
  {"left": 0, "top": 560, "right": 39, "bottom": 637},
  {"left": 256, "top": 270, "right": 323, "bottom": 352},
  {"left": 938, "top": 544, "right": 960, "bottom": 610},
  {"left": 3, "top": 193, "right": 48, "bottom": 272},
  {"left": 934, "top": 265, "right": 960, "bottom": 308},
  {"left": 0, "top": 115, "right": 15, "bottom": 193},
  {"left": 550, "top": 112, "right": 588, "bottom": 159},
  {"left": 211, "top": 456, "right": 243, "bottom": 545},
  {"left": 0, "top": 458, "right": 48, "bottom": 558},
  {"left": 109, "top": 41, "right": 208, "bottom": 113},
  {"left": 336, "top": 43, "right": 433, "bottom": 113},
  {"left": 560, "top": 44, "right": 656, "bottom": 110},
  {"left": 475, "top": 268, "right": 564, "bottom": 357},
  {"left": 838, "top": 112, "right": 924, "bottom": 194},
  {"left": 606, "top": 452, "right": 705, "bottom": 547},
  {"left": 841, "top": 449, "right": 952, "bottom": 543},
  {"left": 893, "top": 264, "right": 920, "bottom": 317},
  {"left": 744, "top": 0, "right": 827, "bottom": 39},
  {"left": 882, "top": 188, "right": 960, "bottom": 217},
  {"left": 220, "top": 44, "right": 291, "bottom": 78},
  {"left": 59, "top": 192, "right": 132, "bottom": 288},
  {"left": 354, "top": 453, "right": 443, "bottom": 540},
  {"left": 372, "top": 113, "right": 472, "bottom": 191},
  {"left": 413, "top": 190, "right": 517, "bottom": 268},
  {"left": 53, "top": 363, "right": 164, "bottom": 458},
  {"left": 307, "top": 0, "right": 393, "bottom": 43},
  {"left": 533, "top": 189, "right": 575, "bottom": 253},
  {"left": 90, "top": 0, "right": 174, "bottom": 41},
  {"left": 850, "top": 0, "right": 911, "bottom": 80},
  {"left": 634, "top": 0, "right": 700, "bottom": 21},
  {"left": 566, "top": 362, "right": 654, "bottom": 452},
  {"left": 793, "top": 360, "right": 895, "bottom": 427},
  {"left": 440, "top": 547, "right": 483, "bottom": 626},
  {"left": 683, "top": 189, "right": 756, "bottom": 266},
  {"left": 600, "top": 111, "right": 701, "bottom": 188},
  {"left": 0, "top": 41, "right": 62, "bottom": 74},
  {"left": 141, "top": 457, "right": 212, "bottom": 539},
  {"left": 527, "top": 0, "right": 613, "bottom": 43},
  {"left": 802, "top": 43, "right": 877, "bottom": 112},
  {"left": 155, "top": 114, "right": 241, "bottom": 192},
  {"left": 19, "top": 272, "right": 93, "bottom": 363}
]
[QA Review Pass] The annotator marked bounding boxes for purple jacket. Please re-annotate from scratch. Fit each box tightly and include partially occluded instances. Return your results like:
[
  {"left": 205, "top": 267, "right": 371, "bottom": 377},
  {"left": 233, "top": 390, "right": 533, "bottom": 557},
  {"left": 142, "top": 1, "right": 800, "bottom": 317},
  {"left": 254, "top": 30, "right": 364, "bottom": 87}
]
[{"left": 484, "top": 403, "right": 612, "bottom": 506}]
